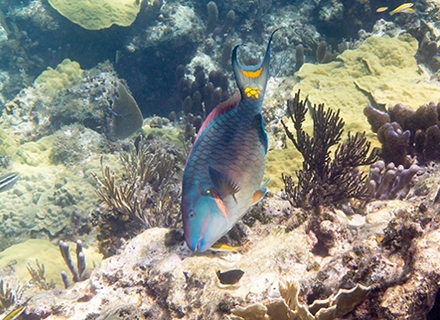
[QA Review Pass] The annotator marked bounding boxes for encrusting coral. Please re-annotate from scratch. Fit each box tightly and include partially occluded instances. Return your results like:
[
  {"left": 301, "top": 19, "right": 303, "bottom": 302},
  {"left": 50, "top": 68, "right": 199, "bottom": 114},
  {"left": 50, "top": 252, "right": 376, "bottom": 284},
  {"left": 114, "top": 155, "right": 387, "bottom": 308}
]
[{"left": 281, "top": 91, "right": 378, "bottom": 210}]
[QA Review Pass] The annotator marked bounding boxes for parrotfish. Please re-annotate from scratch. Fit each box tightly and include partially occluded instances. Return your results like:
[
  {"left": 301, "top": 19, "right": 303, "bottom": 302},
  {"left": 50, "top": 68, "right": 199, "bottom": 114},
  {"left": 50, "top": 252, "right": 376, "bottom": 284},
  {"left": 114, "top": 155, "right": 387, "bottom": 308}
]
[{"left": 181, "top": 31, "right": 276, "bottom": 252}]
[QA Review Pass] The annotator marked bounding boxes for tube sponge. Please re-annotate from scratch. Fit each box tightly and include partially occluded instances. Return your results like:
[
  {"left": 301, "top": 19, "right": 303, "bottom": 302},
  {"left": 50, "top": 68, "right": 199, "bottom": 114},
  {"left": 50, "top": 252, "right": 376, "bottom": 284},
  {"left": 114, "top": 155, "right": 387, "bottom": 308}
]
[{"left": 47, "top": 0, "right": 146, "bottom": 30}]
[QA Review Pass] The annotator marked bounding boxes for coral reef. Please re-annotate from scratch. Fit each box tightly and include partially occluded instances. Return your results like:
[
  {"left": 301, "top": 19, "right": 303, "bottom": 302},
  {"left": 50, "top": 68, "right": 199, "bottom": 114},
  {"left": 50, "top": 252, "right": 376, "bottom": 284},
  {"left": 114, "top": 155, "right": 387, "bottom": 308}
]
[
  {"left": 1, "top": 1, "right": 440, "bottom": 319},
  {"left": 1, "top": 60, "right": 141, "bottom": 143},
  {"left": 120, "top": 2, "right": 204, "bottom": 116},
  {"left": 293, "top": 35, "right": 440, "bottom": 137},
  {"left": 15, "top": 165, "right": 440, "bottom": 319},
  {"left": 281, "top": 91, "right": 377, "bottom": 209},
  {"left": 92, "top": 135, "right": 181, "bottom": 257},
  {"left": 232, "top": 281, "right": 370, "bottom": 320},
  {"left": 51, "top": 125, "right": 106, "bottom": 166},
  {"left": 0, "top": 154, "right": 99, "bottom": 251},
  {"left": 26, "top": 259, "right": 56, "bottom": 291},
  {"left": 364, "top": 102, "right": 440, "bottom": 166},
  {"left": 9, "top": 0, "right": 59, "bottom": 32},
  {"left": 59, "top": 240, "right": 86, "bottom": 288},
  {"left": 0, "top": 239, "right": 102, "bottom": 289},
  {"left": 368, "top": 160, "right": 420, "bottom": 200}
]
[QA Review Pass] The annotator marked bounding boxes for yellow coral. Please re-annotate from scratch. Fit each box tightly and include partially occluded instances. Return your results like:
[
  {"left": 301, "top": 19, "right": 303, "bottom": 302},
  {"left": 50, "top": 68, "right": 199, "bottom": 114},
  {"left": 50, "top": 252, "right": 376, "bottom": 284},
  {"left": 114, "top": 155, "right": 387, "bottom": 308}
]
[
  {"left": 34, "top": 58, "right": 83, "bottom": 97},
  {"left": 294, "top": 35, "right": 440, "bottom": 135},
  {"left": 0, "top": 239, "right": 102, "bottom": 288},
  {"left": 265, "top": 35, "right": 440, "bottom": 191},
  {"left": 48, "top": 0, "right": 146, "bottom": 30}
]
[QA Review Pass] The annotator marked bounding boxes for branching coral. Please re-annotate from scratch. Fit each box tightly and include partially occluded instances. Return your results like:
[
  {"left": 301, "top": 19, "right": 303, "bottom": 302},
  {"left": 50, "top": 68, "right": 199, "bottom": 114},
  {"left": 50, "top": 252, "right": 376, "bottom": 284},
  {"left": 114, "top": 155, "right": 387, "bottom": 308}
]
[
  {"left": 364, "top": 102, "right": 440, "bottom": 166},
  {"left": 59, "top": 240, "right": 86, "bottom": 288},
  {"left": 93, "top": 137, "right": 178, "bottom": 228},
  {"left": 176, "top": 64, "right": 230, "bottom": 133},
  {"left": 0, "top": 280, "right": 24, "bottom": 311},
  {"left": 368, "top": 160, "right": 420, "bottom": 200},
  {"left": 92, "top": 136, "right": 181, "bottom": 257},
  {"left": 281, "top": 91, "right": 378, "bottom": 209},
  {"left": 27, "top": 259, "right": 56, "bottom": 291}
]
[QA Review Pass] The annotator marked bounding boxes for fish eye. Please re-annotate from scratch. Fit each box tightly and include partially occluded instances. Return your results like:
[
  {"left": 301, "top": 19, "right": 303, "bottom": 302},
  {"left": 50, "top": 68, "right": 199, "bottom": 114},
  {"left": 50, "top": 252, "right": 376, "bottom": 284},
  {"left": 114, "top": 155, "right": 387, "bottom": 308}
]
[{"left": 188, "top": 210, "right": 196, "bottom": 219}]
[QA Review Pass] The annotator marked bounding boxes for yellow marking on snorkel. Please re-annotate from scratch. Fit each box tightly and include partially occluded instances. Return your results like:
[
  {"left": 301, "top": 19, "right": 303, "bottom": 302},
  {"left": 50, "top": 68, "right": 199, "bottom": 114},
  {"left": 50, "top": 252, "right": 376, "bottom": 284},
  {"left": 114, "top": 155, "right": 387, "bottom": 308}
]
[
  {"left": 241, "top": 66, "right": 263, "bottom": 78},
  {"left": 244, "top": 86, "right": 260, "bottom": 99}
]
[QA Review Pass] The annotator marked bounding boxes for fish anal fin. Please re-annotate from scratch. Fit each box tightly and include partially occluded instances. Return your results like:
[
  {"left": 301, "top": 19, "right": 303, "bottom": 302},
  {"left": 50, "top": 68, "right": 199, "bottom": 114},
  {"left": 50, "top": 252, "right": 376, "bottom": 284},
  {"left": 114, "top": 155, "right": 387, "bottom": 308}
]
[
  {"left": 251, "top": 186, "right": 267, "bottom": 205},
  {"left": 209, "top": 166, "right": 240, "bottom": 199}
]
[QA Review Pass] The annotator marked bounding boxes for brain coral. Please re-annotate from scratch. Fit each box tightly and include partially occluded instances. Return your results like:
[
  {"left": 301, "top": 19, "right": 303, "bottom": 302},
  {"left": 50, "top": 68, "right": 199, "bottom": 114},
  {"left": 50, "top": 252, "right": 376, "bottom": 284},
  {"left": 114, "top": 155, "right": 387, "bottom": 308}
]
[{"left": 47, "top": 0, "right": 146, "bottom": 30}]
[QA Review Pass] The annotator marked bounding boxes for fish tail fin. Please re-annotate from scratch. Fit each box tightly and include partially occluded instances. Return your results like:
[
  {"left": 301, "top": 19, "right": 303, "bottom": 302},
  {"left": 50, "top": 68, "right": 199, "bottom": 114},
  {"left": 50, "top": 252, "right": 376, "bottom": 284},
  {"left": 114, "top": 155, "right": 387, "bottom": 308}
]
[{"left": 232, "top": 29, "right": 278, "bottom": 104}]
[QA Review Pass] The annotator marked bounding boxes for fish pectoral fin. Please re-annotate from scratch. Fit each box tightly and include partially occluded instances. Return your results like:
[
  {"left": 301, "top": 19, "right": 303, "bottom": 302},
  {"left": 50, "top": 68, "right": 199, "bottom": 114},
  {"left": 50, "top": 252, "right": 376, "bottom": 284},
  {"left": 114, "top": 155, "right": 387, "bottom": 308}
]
[
  {"left": 209, "top": 166, "right": 241, "bottom": 198},
  {"left": 251, "top": 185, "right": 267, "bottom": 205}
]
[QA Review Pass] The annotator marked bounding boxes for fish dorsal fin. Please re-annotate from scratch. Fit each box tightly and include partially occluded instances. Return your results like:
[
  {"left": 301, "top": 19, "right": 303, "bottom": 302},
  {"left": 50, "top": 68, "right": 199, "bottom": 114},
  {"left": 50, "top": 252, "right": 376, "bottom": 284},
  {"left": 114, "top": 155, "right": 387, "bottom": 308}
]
[
  {"left": 209, "top": 166, "right": 240, "bottom": 199},
  {"left": 195, "top": 91, "right": 241, "bottom": 142}
]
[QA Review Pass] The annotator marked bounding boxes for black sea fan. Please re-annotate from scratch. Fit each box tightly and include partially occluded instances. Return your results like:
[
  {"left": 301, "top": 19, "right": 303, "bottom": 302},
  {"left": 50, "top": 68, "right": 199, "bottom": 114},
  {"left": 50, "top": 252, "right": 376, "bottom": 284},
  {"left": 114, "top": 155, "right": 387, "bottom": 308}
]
[{"left": 281, "top": 91, "right": 378, "bottom": 209}]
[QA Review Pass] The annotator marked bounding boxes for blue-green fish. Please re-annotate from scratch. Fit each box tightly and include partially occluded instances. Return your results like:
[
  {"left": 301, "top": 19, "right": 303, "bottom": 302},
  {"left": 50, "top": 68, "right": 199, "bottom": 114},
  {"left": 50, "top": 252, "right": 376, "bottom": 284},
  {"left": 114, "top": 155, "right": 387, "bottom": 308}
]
[{"left": 181, "top": 32, "right": 276, "bottom": 252}]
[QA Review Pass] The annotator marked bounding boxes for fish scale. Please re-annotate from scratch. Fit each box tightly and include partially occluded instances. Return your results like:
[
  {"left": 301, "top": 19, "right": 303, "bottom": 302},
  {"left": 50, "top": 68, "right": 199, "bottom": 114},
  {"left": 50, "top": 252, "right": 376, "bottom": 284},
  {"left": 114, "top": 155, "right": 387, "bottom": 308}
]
[{"left": 181, "top": 31, "right": 276, "bottom": 252}]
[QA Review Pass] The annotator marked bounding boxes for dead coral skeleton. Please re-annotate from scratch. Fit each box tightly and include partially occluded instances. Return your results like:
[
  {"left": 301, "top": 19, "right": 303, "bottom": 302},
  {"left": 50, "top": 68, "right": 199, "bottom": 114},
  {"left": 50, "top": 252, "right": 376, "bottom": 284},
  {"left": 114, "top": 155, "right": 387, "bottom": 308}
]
[
  {"left": 93, "top": 135, "right": 179, "bottom": 228},
  {"left": 231, "top": 280, "right": 370, "bottom": 320},
  {"left": 281, "top": 90, "right": 378, "bottom": 210}
]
